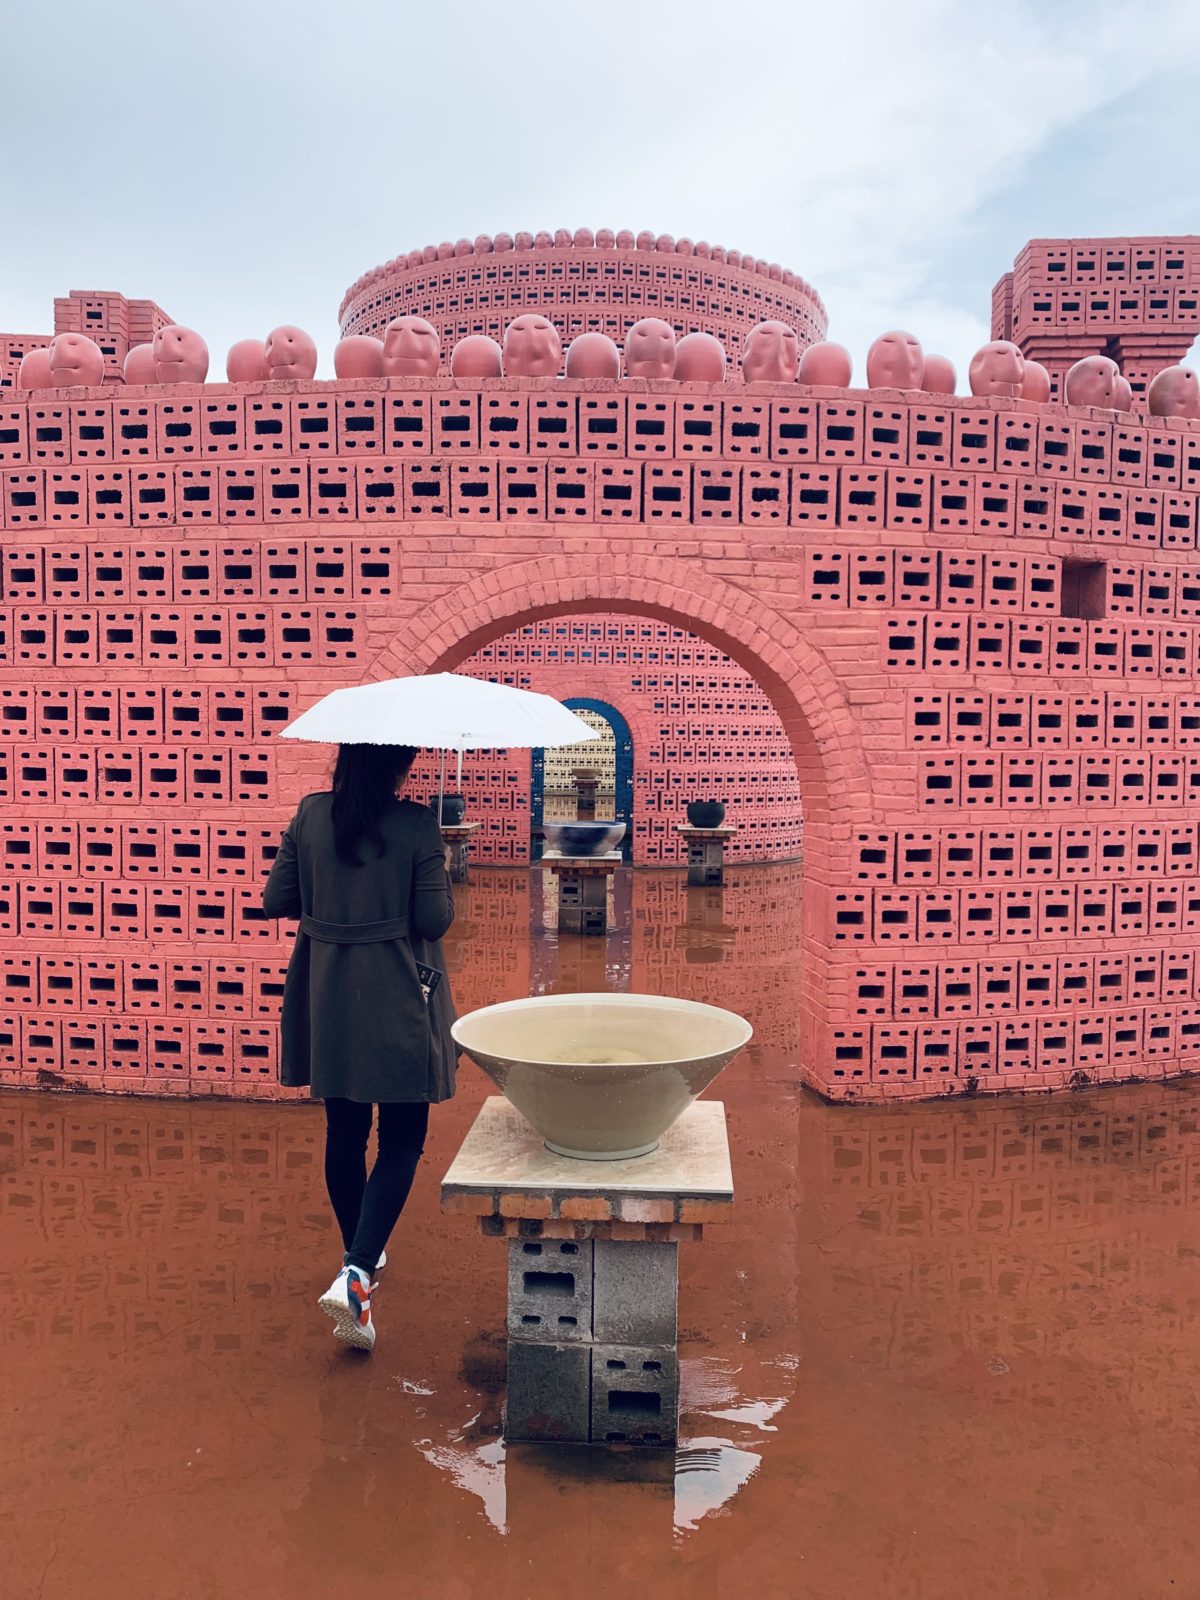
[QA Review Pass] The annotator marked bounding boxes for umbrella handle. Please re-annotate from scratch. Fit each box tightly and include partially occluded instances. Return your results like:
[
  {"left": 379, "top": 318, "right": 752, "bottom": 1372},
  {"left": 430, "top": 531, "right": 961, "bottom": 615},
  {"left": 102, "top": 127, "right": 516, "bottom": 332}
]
[{"left": 438, "top": 749, "right": 446, "bottom": 814}]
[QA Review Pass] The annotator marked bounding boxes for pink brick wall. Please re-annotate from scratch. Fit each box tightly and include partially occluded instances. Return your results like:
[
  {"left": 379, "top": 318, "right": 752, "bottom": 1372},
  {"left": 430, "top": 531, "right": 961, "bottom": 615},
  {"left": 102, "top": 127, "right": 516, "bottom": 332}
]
[{"left": 3, "top": 366, "right": 1200, "bottom": 1105}]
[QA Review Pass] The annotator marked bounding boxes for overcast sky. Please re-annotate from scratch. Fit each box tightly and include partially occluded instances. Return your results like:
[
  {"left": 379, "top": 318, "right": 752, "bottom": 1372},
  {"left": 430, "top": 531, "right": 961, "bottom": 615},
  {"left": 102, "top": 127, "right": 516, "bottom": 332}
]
[{"left": 4, "top": 0, "right": 1200, "bottom": 381}]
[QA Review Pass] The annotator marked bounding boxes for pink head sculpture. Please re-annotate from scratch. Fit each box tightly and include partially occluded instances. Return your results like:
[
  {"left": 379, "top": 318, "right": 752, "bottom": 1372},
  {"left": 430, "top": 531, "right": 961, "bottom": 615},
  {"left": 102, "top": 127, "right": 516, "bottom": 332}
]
[
  {"left": 514, "top": 231, "right": 534, "bottom": 251},
  {"left": 573, "top": 227, "right": 595, "bottom": 249},
  {"left": 867, "top": 330, "right": 924, "bottom": 391},
  {"left": 123, "top": 344, "right": 159, "bottom": 385},
  {"left": 264, "top": 326, "right": 318, "bottom": 381},
  {"left": 624, "top": 317, "right": 676, "bottom": 379},
  {"left": 674, "top": 332, "right": 727, "bottom": 382},
  {"left": 741, "top": 320, "right": 800, "bottom": 383},
  {"left": 437, "top": 241, "right": 454, "bottom": 260},
  {"left": 1113, "top": 374, "right": 1133, "bottom": 412},
  {"left": 968, "top": 339, "right": 1025, "bottom": 400},
  {"left": 676, "top": 237, "right": 694, "bottom": 256},
  {"left": 1021, "top": 360, "right": 1052, "bottom": 403},
  {"left": 474, "top": 234, "right": 493, "bottom": 254},
  {"left": 333, "top": 335, "right": 385, "bottom": 379},
  {"left": 710, "top": 245, "right": 726, "bottom": 263},
  {"left": 615, "top": 229, "right": 635, "bottom": 249},
  {"left": 656, "top": 234, "right": 675, "bottom": 254},
  {"left": 635, "top": 230, "right": 655, "bottom": 251},
  {"left": 1065, "top": 354, "right": 1120, "bottom": 409},
  {"left": 422, "top": 245, "right": 438, "bottom": 264},
  {"left": 564, "top": 332, "right": 621, "bottom": 380},
  {"left": 596, "top": 228, "right": 616, "bottom": 249},
  {"left": 554, "top": 228, "right": 572, "bottom": 248},
  {"left": 534, "top": 231, "right": 554, "bottom": 248},
  {"left": 17, "top": 348, "right": 53, "bottom": 390},
  {"left": 450, "top": 334, "right": 503, "bottom": 378},
  {"left": 382, "top": 315, "right": 440, "bottom": 378},
  {"left": 153, "top": 325, "right": 210, "bottom": 384},
  {"left": 920, "top": 353, "right": 956, "bottom": 394},
  {"left": 799, "top": 341, "right": 853, "bottom": 388},
  {"left": 695, "top": 240, "right": 711, "bottom": 259},
  {"left": 1148, "top": 365, "right": 1200, "bottom": 419},
  {"left": 502, "top": 314, "right": 563, "bottom": 377},
  {"left": 494, "top": 232, "right": 514, "bottom": 253},
  {"left": 226, "top": 339, "right": 268, "bottom": 383},
  {"left": 48, "top": 333, "right": 105, "bottom": 388},
  {"left": 455, "top": 238, "right": 474, "bottom": 257}
]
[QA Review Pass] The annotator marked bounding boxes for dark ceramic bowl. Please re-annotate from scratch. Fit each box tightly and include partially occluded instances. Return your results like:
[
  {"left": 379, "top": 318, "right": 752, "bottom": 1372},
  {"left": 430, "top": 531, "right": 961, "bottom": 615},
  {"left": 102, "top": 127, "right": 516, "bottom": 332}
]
[
  {"left": 542, "top": 820, "right": 626, "bottom": 857},
  {"left": 686, "top": 800, "right": 727, "bottom": 829},
  {"left": 439, "top": 794, "right": 467, "bottom": 825}
]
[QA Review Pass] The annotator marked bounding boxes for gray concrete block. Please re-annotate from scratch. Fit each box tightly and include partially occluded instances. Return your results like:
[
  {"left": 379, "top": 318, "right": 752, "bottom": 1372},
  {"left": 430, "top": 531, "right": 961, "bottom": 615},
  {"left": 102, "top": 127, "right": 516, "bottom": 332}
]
[
  {"left": 507, "top": 1237, "right": 593, "bottom": 1343},
  {"left": 505, "top": 1339, "right": 591, "bottom": 1443},
  {"left": 593, "top": 1239, "right": 677, "bottom": 1345},
  {"left": 590, "top": 1344, "right": 679, "bottom": 1446}
]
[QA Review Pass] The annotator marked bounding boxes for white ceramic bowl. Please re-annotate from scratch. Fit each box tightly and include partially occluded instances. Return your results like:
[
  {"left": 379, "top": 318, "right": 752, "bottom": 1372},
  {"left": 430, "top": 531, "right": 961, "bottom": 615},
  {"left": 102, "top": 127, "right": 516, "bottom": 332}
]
[{"left": 451, "top": 992, "right": 753, "bottom": 1160}]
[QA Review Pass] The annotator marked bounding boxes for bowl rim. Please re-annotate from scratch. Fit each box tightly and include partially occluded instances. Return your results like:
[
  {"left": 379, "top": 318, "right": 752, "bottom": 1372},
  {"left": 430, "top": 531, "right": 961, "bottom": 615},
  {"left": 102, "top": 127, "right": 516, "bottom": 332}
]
[{"left": 450, "top": 990, "right": 753, "bottom": 1069}]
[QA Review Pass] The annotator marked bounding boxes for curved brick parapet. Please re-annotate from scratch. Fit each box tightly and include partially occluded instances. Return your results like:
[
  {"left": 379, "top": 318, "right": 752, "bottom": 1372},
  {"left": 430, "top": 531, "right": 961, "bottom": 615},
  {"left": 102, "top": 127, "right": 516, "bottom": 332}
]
[
  {"left": 338, "top": 233, "right": 827, "bottom": 365},
  {"left": 1, "top": 372, "right": 1199, "bottom": 1104}
]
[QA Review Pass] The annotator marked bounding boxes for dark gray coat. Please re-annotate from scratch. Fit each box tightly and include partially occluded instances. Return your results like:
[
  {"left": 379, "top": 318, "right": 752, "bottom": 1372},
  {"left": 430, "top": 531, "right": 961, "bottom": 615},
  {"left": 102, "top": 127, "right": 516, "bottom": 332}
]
[{"left": 262, "top": 792, "right": 457, "bottom": 1104}]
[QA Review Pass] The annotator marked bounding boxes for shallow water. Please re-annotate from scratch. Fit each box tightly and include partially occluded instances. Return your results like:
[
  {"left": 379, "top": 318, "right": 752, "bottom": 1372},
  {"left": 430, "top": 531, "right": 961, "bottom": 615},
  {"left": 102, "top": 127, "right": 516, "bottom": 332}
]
[{"left": 1, "top": 864, "right": 1197, "bottom": 1599}]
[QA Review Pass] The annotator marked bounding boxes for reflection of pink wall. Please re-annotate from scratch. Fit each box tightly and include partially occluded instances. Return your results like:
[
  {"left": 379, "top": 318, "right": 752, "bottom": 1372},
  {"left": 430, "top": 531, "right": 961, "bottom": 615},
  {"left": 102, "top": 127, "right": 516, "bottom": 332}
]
[{"left": 407, "top": 616, "right": 804, "bottom": 865}]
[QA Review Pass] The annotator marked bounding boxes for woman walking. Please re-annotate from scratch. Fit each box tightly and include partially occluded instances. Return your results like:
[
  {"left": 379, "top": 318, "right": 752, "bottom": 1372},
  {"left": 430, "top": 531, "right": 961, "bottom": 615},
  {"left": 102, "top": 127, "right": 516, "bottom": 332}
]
[{"left": 262, "top": 743, "right": 457, "bottom": 1351}]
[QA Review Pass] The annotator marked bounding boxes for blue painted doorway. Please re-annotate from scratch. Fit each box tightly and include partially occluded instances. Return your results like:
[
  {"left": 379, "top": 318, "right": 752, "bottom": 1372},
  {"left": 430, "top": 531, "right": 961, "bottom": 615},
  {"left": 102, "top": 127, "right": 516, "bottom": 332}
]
[{"left": 531, "top": 697, "right": 634, "bottom": 862}]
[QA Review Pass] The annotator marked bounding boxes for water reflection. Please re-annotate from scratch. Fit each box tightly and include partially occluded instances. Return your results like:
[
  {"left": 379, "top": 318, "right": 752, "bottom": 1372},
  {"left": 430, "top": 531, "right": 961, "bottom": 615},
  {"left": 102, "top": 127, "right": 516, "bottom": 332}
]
[{"left": 2, "top": 863, "right": 1199, "bottom": 1597}]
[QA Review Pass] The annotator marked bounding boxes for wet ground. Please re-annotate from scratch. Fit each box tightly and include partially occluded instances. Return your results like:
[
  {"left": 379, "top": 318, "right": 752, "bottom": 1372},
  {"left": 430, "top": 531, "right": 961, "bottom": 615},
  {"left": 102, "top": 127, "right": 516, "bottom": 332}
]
[{"left": 1, "top": 864, "right": 1198, "bottom": 1599}]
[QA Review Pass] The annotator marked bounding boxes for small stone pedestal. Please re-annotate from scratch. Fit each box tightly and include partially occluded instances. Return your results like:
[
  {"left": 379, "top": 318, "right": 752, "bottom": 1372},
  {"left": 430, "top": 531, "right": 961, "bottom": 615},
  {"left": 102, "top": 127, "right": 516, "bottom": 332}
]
[
  {"left": 675, "top": 824, "right": 738, "bottom": 887},
  {"left": 441, "top": 1096, "right": 734, "bottom": 1448},
  {"left": 573, "top": 778, "right": 598, "bottom": 821},
  {"left": 442, "top": 822, "right": 480, "bottom": 883},
  {"left": 542, "top": 850, "right": 621, "bottom": 936}
]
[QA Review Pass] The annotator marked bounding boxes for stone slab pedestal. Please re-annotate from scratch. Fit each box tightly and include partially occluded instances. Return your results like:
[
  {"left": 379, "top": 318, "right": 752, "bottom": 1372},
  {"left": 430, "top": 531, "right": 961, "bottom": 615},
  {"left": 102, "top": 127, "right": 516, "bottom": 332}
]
[
  {"left": 542, "top": 850, "right": 621, "bottom": 936},
  {"left": 441, "top": 822, "right": 480, "bottom": 883},
  {"left": 675, "top": 824, "right": 738, "bottom": 887},
  {"left": 441, "top": 1096, "right": 733, "bottom": 1448}
]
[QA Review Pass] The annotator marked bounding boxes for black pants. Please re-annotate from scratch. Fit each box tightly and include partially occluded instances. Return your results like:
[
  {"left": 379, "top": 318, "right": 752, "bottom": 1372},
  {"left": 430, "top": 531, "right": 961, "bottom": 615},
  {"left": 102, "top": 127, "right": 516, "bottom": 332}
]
[{"left": 323, "top": 1098, "right": 430, "bottom": 1276}]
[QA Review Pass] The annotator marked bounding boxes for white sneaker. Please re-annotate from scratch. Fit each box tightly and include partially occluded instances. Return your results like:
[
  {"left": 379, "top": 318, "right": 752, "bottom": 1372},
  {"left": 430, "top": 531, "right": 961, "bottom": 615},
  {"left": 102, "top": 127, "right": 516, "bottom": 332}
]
[
  {"left": 376, "top": 1248, "right": 387, "bottom": 1273},
  {"left": 318, "top": 1266, "right": 376, "bottom": 1351}
]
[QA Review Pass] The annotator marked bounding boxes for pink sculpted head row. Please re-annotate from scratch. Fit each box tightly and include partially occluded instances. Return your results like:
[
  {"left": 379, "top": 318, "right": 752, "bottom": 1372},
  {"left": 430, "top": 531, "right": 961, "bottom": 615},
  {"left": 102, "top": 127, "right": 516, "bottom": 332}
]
[
  {"left": 264, "top": 326, "right": 318, "bottom": 382},
  {"left": 226, "top": 339, "right": 268, "bottom": 383},
  {"left": 334, "top": 335, "right": 385, "bottom": 379},
  {"left": 48, "top": 333, "right": 106, "bottom": 388},
  {"left": 799, "top": 341, "right": 853, "bottom": 387},
  {"left": 502, "top": 314, "right": 562, "bottom": 377},
  {"left": 867, "top": 330, "right": 924, "bottom": 391},
  {"left": 968, "top": 340, "right": 1025, "bottom": 400},
  {"left": 382, "top": 315, "right": 440, "bottom": 378},
  {"left": 741, "top": 320, "right": 800, "bottom": 384},
  {"left": 1148, "top": 365, "right": 1200, "bottom": 419},
  {"left": 921, "top": 354, "right": 956, "bottom": 394},
  {"left": 564, "top": 332, "right": 621, "bottom": 380},
  {"left": 123, "top": 344, "right": 159, "bottom": 385},
  {"left": 153, "top": 325, "right": 209, "bottom": 385},
  {"left": 1064, "top": 354, "right": 1120, "bottom": 409},
  {"left": 1020, "top": 360, "right": 1052, "bottom": 403},
  {"left": 624, "top": 317, "right": 676, "bottom": 379},
  {"left": 674, "top": 332, "right": 727, "bottom": 383},
  {"left": 18, "top": 347, "right": 54, "bottom": 390},
  {"left": 450, "top": 335, "right": 503, "bottom": 378}
]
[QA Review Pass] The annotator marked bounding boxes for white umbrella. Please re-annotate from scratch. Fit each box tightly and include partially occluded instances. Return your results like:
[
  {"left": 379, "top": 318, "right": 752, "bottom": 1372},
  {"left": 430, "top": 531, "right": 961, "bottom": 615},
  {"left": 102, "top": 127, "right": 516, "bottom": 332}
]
[{"left": 280, "top": 673, "right": 600, "bottom": 805}]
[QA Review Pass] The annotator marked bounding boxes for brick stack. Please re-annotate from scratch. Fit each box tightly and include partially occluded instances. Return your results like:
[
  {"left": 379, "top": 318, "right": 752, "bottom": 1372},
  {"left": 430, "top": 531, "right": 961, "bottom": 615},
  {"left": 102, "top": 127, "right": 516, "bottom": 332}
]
[{"left": 994, "top": 237, "right": 1200, "bottom": 407}]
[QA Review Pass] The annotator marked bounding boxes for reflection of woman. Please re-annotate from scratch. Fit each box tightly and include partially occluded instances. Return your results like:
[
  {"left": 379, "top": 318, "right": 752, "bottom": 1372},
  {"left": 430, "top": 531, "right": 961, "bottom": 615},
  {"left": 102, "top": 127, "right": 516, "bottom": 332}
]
[{"left": 263, "top": 744, "right": 456, "bottom": 1351}]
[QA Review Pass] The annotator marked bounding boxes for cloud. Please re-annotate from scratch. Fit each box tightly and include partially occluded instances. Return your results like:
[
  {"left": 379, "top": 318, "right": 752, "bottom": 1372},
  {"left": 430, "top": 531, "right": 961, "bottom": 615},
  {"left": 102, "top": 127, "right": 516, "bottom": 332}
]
[{"left": 2, "top": 0, "right": 1198, "bottom": 381}]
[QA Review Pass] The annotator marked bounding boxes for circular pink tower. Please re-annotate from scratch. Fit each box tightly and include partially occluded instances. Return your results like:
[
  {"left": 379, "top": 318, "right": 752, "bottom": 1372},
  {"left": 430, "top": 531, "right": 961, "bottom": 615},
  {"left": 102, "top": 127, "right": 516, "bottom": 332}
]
[{"left": 338, "top": 228, "right": 827, "bottom": 370}]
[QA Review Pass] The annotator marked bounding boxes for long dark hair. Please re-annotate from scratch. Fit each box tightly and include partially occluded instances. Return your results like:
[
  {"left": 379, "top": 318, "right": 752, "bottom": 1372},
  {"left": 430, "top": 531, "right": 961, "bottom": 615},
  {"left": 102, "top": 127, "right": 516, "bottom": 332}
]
[{"left": 330, "top": 743, "right": 418, "bottom": 866}]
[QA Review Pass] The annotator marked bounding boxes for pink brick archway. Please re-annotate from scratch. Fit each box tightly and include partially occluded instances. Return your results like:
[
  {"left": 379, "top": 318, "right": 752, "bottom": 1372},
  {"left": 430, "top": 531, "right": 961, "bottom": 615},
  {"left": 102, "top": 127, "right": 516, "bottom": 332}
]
[{"left": 363, "top": 553, "right": 871, "bottom": 840}]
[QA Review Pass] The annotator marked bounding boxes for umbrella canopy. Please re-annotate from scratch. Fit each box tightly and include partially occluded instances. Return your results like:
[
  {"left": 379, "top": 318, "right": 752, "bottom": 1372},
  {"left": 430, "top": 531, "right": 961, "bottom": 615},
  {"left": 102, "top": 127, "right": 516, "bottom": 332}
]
[{"left": 280, "top": 673, "right": 601, "bottom": 753}]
